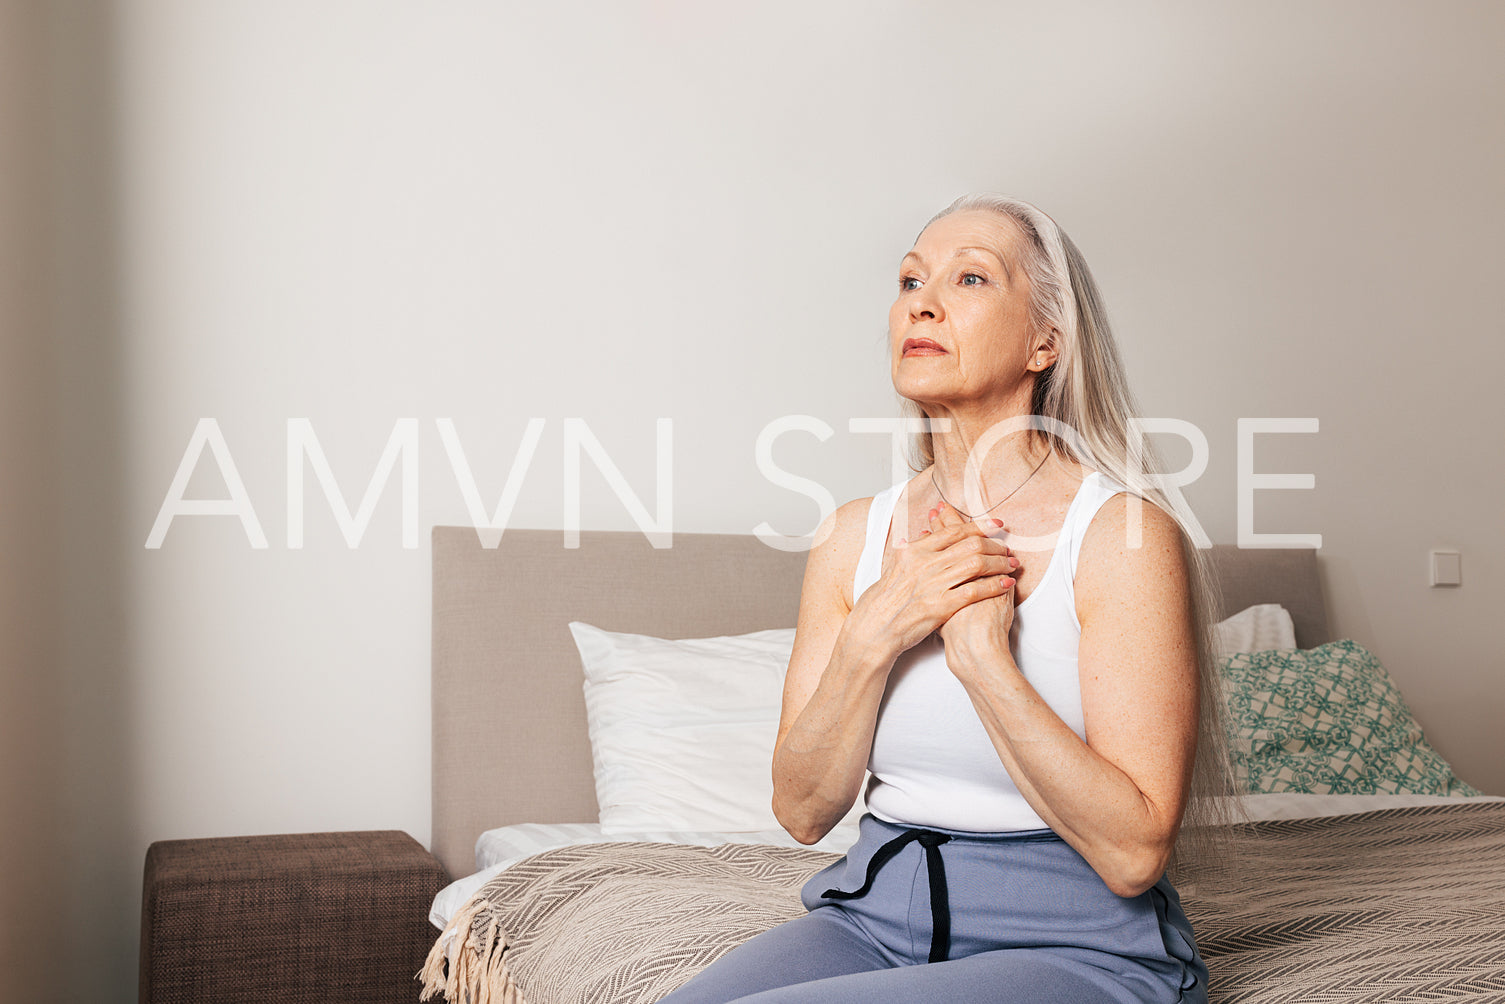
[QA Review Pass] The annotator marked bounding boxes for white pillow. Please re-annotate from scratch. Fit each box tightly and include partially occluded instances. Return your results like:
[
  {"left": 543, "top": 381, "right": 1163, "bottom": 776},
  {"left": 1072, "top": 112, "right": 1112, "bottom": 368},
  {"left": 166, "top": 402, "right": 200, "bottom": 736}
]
[
  {"left": 1213, "top": 603, "right": 1297, "bottom": 657},
  {"left": 568, "top": 621, "right": 869, "bottom": 835}
]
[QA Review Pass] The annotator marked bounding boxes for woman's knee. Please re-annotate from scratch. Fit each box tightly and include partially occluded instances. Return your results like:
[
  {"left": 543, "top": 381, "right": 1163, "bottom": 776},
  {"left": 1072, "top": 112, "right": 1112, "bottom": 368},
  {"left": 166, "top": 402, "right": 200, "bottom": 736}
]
[
  {"left": 708, "top": 948, "right": 1166, "bottom": 1004},
  {"left": 655, "top": 908, "right": 886, "bottom": 1004}
]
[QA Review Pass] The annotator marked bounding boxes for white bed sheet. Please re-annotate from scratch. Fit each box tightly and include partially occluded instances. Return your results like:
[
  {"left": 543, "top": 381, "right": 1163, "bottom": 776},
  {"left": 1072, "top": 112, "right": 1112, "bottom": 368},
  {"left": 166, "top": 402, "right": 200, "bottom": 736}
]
[{"left": 429, "top": 792, "right": 1504, "bottom": 931}]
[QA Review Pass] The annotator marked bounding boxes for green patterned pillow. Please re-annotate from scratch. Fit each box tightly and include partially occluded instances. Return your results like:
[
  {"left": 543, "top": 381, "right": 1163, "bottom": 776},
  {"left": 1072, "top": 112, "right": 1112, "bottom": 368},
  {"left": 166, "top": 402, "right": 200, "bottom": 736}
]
[{"left": 1219, "top": 639, "right": 1481, "bottom": 797}]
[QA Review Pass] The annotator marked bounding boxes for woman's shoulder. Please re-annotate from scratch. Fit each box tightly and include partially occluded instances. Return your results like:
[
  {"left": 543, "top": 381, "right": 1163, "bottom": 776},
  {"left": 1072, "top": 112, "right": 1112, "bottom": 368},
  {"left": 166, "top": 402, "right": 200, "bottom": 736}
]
[
  {"left": 804, "top": 497, "right": 871, "bottom": 614},
  {"left": 808, "top": 475, "right": 923, "bottom": 609},
  {"left": 1077, "top": 467, "right": 1182, "bottom": 546},
  {"left": 1073, "top": 485, "right": 1190, "bottom": 619}
]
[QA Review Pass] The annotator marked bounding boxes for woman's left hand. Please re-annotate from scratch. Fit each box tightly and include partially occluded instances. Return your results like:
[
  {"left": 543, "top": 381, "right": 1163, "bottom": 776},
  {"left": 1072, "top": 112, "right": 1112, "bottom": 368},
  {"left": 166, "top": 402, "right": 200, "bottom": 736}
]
[{"left": 926, "top": 501, "right": 1019, "bottom": 670}]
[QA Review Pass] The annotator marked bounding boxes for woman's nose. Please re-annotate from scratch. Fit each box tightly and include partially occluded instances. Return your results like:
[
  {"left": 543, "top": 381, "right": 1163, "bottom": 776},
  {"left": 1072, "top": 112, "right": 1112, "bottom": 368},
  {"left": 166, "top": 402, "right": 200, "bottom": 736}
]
[
  {"left": 908, "top": 289, "right": 942, "bottom": 322},
  {"left": 903, "top": 298, "right": 939, "bottom": 322}
]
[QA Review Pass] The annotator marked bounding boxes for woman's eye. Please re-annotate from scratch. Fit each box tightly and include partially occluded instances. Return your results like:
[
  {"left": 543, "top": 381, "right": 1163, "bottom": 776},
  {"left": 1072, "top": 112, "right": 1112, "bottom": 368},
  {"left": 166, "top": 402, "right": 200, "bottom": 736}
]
[{"left": 897, "top": 272, "right": 983, "bottom": 290}]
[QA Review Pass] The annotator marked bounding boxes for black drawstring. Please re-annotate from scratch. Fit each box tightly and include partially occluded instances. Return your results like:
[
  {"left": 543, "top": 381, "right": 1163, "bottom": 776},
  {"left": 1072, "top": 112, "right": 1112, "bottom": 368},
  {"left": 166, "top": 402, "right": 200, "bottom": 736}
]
[{"left": 822, "top": 828, "right": 953, "bottom": 963}]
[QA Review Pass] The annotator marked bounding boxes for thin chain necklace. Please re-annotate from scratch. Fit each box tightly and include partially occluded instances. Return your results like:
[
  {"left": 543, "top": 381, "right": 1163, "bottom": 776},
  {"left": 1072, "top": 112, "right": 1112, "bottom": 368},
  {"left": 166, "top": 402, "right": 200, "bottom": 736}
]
[{"left": 930, "top": 452, "right": 1050, "bottom": 520}]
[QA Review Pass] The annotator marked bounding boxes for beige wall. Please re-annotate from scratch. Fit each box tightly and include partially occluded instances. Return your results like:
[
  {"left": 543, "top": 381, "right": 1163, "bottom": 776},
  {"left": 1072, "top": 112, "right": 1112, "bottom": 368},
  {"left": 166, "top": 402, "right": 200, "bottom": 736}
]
[
  {"left": 10, "top": 1, "right": 1503, "bottom": 999},
  {"left": 0, "top": 2, "right": 65, "bottom": 1001},
  {"left": 10, "top": 3, "right": 133, "bottom": 1001}
]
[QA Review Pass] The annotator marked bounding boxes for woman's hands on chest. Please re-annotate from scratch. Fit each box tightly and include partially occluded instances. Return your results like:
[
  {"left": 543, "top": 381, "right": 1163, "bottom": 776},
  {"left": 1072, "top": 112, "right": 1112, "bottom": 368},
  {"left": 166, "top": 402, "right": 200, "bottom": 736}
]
[
  {"left": 846, "top": 494, "right": 1019, "bottom": 665},
  {"left": 923, "top": 500, "right": 1022, "bottom": 674}
]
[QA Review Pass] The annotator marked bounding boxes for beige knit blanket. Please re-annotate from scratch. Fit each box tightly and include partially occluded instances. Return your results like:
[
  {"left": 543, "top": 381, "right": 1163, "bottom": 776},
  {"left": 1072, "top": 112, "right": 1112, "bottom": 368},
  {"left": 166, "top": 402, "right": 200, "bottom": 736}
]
[{"left": 418, "top": 803, "right": 1505, "bottom": 1004}]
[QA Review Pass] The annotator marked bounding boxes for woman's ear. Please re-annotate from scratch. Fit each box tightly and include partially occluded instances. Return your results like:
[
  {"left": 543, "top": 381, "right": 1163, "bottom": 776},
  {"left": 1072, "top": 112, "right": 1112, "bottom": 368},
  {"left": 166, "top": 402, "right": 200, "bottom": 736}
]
[{"left": 1028, "top": 329, "right": 1061, "bottom": 372}]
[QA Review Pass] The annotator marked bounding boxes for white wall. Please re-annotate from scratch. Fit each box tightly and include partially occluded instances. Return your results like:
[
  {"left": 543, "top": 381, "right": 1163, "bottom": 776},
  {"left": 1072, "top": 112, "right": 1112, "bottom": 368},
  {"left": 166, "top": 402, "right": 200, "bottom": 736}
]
[{"left": 16, "top": 1, "right": 1504, "bottom": 999}]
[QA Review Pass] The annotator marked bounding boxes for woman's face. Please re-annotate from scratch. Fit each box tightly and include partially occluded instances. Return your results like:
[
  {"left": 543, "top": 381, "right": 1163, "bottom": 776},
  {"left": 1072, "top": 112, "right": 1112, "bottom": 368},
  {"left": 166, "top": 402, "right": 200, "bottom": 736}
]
[{"left": 888, "top": 209, "right": 1053, "bottom": 412}]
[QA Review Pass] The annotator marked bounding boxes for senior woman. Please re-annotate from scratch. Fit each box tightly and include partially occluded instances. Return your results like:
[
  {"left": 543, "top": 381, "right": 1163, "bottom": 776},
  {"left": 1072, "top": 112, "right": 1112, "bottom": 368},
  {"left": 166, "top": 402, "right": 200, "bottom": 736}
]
[{"left": 659, "top": 194, "right": 1233, "bottom": 1004}]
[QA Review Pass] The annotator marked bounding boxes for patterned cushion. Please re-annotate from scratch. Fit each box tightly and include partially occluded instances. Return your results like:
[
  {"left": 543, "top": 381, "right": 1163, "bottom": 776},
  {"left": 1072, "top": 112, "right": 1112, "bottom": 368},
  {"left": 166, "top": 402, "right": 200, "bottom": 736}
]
[{"left": 1220, "top": 640, "right": 1482, "bottom": 797}]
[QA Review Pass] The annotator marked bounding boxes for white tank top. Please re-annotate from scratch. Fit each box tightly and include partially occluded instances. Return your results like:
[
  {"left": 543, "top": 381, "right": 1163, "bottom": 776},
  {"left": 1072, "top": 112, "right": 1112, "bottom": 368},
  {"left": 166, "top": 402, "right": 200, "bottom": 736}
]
[{"left": 855, "top": 469, "right": 1135, "bottom": 832}]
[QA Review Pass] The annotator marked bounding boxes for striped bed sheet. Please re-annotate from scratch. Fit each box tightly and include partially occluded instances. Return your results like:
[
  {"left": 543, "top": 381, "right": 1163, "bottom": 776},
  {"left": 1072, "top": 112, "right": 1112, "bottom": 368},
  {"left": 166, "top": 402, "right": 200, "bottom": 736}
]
[{"left": 421, "top": 800, "right": 1505, "bottom": 1003}]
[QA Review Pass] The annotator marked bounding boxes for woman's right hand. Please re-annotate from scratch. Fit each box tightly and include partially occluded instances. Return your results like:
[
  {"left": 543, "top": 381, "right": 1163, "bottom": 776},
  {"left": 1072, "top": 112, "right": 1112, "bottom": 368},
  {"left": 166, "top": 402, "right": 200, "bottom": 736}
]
[{"left": 848, "top": 504, "right": 1017, "bottom": 662}]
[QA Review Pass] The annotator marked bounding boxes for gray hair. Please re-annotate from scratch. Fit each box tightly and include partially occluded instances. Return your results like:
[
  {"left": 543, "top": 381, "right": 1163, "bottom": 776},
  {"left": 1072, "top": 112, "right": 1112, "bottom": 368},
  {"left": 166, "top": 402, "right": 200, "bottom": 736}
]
[{"left": 898, "top": 193, "right": 1242, "bottom": 879}]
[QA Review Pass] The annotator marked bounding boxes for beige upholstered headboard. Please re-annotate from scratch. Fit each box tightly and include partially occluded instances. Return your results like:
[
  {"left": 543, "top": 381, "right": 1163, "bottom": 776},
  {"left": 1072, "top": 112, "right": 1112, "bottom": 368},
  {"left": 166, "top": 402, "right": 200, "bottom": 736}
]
[{"left": 429, "top": 526, "right": 1328, "bottom": 880}]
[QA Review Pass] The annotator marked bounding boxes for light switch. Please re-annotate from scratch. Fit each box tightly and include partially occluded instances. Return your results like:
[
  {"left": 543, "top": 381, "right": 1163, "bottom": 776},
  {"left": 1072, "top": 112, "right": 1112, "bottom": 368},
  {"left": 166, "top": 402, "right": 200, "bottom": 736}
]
[{"left": 1430, "top": 549, "right": 1461, "bottom": 587}]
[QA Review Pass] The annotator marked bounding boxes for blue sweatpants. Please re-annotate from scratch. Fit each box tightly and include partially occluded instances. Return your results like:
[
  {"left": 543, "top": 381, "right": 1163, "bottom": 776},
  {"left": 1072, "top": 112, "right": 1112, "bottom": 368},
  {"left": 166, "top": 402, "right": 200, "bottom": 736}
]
[{"left": 657, "top": 813, "right": 1207, "bottom": 1004}]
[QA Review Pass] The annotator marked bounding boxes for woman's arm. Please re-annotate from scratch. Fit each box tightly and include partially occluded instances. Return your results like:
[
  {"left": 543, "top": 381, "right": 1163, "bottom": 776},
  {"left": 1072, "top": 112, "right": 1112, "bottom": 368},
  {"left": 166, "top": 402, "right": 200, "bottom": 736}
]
[
  {"left": 773, "top": 494, "right": 1016, "bottom": 844},
  {"left": 771, "top": 499, "right": 891, "bottom": 844},
  {"left": 937, "top": 494, "right": 1199, "bottom": 897}
]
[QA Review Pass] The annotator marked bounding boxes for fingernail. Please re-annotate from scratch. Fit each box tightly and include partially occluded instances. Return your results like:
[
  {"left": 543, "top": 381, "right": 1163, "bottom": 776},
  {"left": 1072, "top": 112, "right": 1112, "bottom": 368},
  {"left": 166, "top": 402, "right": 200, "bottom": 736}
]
[{"left": 991, "top": 518, "right": 1004, "bottom": 527}]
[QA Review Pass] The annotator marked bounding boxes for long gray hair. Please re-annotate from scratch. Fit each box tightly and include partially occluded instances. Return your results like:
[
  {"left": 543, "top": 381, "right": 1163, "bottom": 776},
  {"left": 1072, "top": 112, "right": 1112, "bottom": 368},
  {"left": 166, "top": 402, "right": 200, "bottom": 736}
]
[{"left": 899, "top": 193, "right": 1241, "bottom": 878}]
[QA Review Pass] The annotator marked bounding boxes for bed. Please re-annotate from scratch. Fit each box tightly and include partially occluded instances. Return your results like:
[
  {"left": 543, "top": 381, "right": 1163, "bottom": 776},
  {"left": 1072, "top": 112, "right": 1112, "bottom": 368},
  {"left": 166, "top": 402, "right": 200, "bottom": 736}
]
[{"left": 418, "top": 525, "right": 1505, "bottom": 1003}]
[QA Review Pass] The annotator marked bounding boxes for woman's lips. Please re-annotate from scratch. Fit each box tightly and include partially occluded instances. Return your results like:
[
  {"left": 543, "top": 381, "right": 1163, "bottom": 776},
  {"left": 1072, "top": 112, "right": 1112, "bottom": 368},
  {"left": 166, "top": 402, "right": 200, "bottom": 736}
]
[{"left": 902, "top": 338, "right": 946, "bottom": 357}]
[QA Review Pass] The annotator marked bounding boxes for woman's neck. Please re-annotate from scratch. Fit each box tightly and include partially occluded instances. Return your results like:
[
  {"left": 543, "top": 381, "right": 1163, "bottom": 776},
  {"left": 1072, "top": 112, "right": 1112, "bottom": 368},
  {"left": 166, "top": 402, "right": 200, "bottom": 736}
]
[{"left": 926, "top": 413, "right": 1055, "bottom": 517}]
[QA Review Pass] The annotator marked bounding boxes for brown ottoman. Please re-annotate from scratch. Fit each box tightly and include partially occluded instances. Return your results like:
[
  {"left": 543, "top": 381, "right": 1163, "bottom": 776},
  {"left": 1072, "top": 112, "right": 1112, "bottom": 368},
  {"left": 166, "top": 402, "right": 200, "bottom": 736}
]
[{"left": 140, "top": 830, "right": 449, "bottom": 1004}]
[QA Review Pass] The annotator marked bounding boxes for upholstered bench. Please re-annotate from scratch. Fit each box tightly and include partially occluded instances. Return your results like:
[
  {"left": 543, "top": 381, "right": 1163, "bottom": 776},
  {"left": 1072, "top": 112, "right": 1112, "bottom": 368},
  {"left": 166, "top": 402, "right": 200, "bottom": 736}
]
[{"left": 140, "top": 830, "right": 448, "bottom": 1004}]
